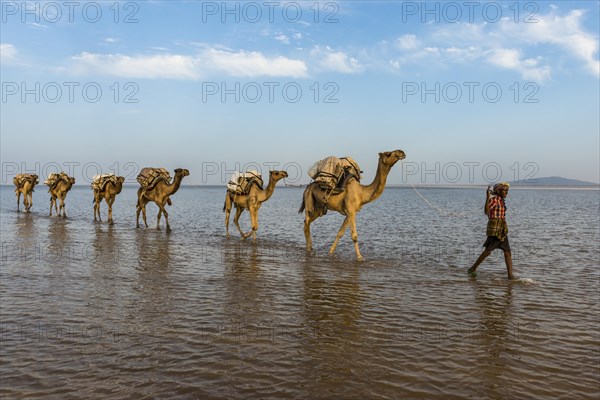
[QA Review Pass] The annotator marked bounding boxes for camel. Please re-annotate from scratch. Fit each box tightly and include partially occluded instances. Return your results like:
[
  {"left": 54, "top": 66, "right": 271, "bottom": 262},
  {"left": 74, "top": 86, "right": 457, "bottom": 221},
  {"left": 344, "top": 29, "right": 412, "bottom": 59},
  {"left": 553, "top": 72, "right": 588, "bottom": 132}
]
[
  {"left": 299, "top": 150, "right": 406, "bottom": 261},
  {"left": 47, "top": 175, "right": 76, "bottom": 217},
  {"left": 14, "top": 174, "right": 39, "bottom": 212},
  {"left": 136, "top": 168, "right": 189, "bottom": 232},
  {"left": 224, "top": 170, "right": 289, "bottom": 240},
  {"left": 93, "top": 176, "right": 125, "bottom": 224}
]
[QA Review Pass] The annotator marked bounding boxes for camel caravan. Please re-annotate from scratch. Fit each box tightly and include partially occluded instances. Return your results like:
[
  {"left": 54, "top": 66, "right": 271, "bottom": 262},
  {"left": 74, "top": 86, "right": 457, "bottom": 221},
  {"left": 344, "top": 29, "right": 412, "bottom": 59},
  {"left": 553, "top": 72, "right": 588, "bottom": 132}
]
[{"left": 12, "top": 149, "right": 406, "bottom": 260}]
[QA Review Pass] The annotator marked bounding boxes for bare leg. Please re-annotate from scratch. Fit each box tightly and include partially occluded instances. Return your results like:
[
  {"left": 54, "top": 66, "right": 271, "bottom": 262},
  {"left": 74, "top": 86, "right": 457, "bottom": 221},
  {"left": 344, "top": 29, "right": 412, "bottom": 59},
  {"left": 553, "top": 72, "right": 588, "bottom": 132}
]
[
  {"left": 504, "top": 250, "right": 514, "bottom": 280},
  {"left": 468, "top": 249, "right": 492, "bottom": 276},
  {"left": 329, "top": 216, "right": 351, "bottom": 255}
]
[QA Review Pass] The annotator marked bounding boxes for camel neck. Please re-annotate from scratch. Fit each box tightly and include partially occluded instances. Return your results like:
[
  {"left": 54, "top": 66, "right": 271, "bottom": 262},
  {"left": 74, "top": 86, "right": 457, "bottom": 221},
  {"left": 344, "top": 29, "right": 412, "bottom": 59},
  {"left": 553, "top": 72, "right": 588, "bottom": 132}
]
[
  {"left": 363, "top": 159, "right": 390, "bottom": 203},
  {"left": 167, "top": 174, "right": 183, "bottom": 194},
  {"left": 259, "top": 178, "right": 278, "bottom": 201}
]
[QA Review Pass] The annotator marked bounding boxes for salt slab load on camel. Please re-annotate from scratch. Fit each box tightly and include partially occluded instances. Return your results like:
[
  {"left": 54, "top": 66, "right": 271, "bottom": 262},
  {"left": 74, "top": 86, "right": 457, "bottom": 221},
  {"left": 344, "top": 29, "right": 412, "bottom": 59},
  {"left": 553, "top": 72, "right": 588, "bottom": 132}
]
[{"left": 227, "top": 170, "right": 264, "bottom": 195}]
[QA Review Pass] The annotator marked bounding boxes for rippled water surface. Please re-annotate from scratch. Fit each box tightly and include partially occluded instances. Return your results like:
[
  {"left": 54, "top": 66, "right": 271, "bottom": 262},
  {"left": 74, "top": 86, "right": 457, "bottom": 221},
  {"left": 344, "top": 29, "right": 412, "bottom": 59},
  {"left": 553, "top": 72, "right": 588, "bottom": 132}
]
[{"left": 1, "top": 185, "right": 599, "bottom": 399}]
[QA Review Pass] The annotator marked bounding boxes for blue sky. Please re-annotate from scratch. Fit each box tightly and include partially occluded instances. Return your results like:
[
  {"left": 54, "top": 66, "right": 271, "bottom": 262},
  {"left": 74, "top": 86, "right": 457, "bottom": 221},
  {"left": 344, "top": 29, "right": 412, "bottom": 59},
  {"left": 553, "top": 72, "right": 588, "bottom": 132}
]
[{"left": 1, "top": 0, "right": 599, "bottom": 185}]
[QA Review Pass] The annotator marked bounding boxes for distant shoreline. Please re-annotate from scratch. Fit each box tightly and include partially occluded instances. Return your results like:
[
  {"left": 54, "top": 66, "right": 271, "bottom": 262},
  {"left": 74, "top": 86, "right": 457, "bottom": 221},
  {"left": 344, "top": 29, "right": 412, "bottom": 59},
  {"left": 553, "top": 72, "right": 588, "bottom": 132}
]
[{"left": 2, "top": 184, "right": 599, "bottom": 190}]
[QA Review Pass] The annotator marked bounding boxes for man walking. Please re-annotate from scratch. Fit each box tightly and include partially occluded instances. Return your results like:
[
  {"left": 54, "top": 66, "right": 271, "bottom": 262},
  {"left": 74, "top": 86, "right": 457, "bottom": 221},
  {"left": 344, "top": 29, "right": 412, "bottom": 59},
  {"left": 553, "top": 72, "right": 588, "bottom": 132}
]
[{"left": 468, "top": 182, "right": 515, "bottom": 280}]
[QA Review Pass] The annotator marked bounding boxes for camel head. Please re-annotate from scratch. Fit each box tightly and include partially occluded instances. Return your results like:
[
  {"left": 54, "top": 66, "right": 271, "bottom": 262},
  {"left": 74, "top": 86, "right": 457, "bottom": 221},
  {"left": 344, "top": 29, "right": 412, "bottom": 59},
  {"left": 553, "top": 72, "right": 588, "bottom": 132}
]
[
  {"left": 117, "top": 176, "right": 125, "bottom": 184},
  {"left": 68, "top": 177, "right": 76, "bottom": 185},
  {"left": 269, "top": 170, "right": 288, "bottom": 182},
  {"left": 174, "top": 168, "right": 190, "bottom": 177},
  {"left": 379, "top": 150, "right": 406, "bottom": 168}
]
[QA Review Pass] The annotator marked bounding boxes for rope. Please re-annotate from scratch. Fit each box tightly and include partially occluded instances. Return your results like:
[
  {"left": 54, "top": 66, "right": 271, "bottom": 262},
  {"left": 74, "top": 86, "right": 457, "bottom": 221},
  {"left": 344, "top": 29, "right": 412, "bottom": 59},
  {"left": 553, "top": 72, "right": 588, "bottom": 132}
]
[{"left": 401, "top": 160, "right": 481, "bottom": 217}]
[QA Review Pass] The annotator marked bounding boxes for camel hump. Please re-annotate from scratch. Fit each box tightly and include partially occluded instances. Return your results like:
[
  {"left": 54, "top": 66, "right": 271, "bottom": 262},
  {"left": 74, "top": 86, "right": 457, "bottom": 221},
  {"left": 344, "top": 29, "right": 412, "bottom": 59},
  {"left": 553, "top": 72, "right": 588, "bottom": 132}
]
[
  {"left": 137, "top": 167, "right": 171, "bottom": 188},
  {"left": 227, "top": 170, "right": 263, "bottom": 195}
]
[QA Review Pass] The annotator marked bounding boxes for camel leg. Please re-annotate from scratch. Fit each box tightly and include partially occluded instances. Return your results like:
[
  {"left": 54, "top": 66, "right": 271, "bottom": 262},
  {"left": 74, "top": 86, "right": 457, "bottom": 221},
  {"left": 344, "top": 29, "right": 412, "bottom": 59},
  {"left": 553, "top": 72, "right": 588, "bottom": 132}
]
[
  {"left": 107, "top": 197, "right": 114, "bottom": 225},
  {"left": 156, "top": 208, "right": 162, "bottom": 230},
  {"left": 348, "top": 213, "right": 363, "bottom": 262},
  {"left": 24, "top": 193, "right": 29, "bottom": 212},
  {"left": 158, "top": 204, "right": 170, "bottom": 232},
  {"left": 224, "top": 194, "right": 233, "bottom": 238},
  {"left": 93, "top": 196, "right": 99, "bottom": 222},
  {"left": 135, "top": 200, "right": 143, "bottom": 228},
  {"left": 242, "top": 206, "right": 259, "bottom": 240},
  {"left": 329, "top": 216, "right": 351, "bottom": 255},
  {"left": 16, "top": 191, "right": 21, "bottom": 212},
  {"left": 59, "top": 195, "right": 67, "bottom": 218},
  {"left": 49, "top": 197, "right": 55, "bottom": 216},
  {"left": 233, "top": 207, "right": 246, "bottom": 238},
  {"left": 141, "top": 204, "right": 148, "bottom": 228},
  {"left": 26, "top": 192, "right": 32, "bottom": 212},
  {"left": 303, "top": 212, "right": 319, "bottom": 252}
]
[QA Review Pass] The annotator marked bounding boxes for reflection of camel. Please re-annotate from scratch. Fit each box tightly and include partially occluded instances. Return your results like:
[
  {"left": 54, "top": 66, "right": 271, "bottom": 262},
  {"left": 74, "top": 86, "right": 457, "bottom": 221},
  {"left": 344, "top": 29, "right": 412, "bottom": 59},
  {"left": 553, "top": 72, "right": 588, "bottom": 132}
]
[
  {"left": 224, "top": 170, "right": 288, "bottom": 240},
  {"left": 47, "top": 176, "right": 76, "bottom": 217},
  {"left": 93, "top": 176, "right": 125, "bottom": 224},
  {"left": 300, "top": 150, "right": 406, "bottom": 261},
  {"left": 136, "top": 168, "right": 189, "bottom": 232},
  {"left": 15, "top": 174, "right": 38, "bottom": 212}
]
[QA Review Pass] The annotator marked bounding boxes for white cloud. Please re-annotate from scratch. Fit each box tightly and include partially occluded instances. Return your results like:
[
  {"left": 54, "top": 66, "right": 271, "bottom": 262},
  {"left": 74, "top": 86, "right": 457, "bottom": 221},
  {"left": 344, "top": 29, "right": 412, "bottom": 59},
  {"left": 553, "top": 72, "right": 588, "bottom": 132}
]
[
  {"left": 274, "top": 34, "right": 290, "bottom": 44},
  {"left": 487, "top": 48, "right": 551, "bottom": 81},
  {"left": 498, "top": 9, "right": 599, "bottom": 76},
  {"left": 71, "top": 52, "right": 200, "bottom": 79},
  {"left": 1, "top": 43, "right": 19, "bottom": 64},
  {"left": 310, "top": 46, "right": 363, "bottom": 73},
  {"left": 390, "top": 8, "right": 599, "bottom": 80},
  {"left": 396, "top": 34, "right": 420, "bottom": 51},
  {"left": 69, "top": 48, "right": 308, "bottom": 79},
  {"left": 201, "top": 49, "right": 307, "bottom": 78}
]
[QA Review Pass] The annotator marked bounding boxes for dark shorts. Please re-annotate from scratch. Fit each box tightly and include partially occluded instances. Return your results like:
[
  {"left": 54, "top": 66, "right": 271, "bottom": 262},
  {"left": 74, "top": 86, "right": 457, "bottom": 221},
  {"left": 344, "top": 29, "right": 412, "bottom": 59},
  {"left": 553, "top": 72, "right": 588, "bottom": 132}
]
[{"left": 483, "top": 236, "right": 511, "bottom": 252}]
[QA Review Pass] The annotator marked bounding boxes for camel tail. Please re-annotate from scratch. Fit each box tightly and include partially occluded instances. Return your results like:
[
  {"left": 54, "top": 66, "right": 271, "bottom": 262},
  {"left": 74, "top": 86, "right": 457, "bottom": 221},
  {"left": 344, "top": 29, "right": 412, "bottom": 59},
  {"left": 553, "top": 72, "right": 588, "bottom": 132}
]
[
  {"left": 223, "top": 201, "right": 227, "bottom": 212},
  {"left": 299, "top": 186, "right": 314, "bottom": 215},
  {"left": 167, "top": 198, "right": 172, "bottom": 206}
]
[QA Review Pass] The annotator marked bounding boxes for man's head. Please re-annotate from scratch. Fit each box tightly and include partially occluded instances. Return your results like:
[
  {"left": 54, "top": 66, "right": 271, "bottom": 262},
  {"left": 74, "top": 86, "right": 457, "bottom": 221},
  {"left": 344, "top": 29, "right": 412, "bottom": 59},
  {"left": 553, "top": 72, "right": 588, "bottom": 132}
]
[{"left": 494, "top": 182, "right": 510, "bottom": 198}]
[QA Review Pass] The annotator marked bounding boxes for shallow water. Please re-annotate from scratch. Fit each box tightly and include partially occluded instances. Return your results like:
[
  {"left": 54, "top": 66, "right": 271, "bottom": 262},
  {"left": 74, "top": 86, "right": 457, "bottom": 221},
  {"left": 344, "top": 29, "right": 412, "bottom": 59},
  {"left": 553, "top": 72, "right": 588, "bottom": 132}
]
[{"left": 1, "top": 185, "right": 599, "bottom": 399}]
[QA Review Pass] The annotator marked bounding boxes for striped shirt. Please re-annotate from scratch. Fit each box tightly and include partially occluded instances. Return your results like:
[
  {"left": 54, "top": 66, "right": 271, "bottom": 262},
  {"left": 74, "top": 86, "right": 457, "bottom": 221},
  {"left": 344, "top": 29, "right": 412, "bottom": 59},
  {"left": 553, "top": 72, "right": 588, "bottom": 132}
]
[{"left": 487, "top": 196, "right": 506, "bottom": 219}]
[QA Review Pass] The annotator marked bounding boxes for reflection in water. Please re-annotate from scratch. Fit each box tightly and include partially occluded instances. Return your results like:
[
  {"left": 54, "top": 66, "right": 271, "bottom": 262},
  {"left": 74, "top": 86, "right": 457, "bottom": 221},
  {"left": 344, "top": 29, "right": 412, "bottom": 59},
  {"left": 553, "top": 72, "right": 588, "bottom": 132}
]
[
  {"left": 300, "top": 258, "right": 363, "bottom": 395},
  {"left": 220, "top": 242, "right": 266, "bottom": 340},
  {"left": 472, "top": 281, "right": 514, "bottom": 397},
  {"left": 132, "top": 232, "right": 174, "bottom": 316},
  {"left": 14, "top": 212, "right": 37, "bottom": 263},
  {"left": 46, "top": 218, "right": 71, "bottom": 268}
]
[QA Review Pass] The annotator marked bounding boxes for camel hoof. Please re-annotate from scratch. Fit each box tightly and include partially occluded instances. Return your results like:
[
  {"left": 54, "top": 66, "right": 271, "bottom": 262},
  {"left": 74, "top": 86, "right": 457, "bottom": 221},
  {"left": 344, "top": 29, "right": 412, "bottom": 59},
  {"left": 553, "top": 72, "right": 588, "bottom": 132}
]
[
  {"left": 109, "top": 221, "right": 114, "bottom": 225},
  {"left": 356, "top": 256, "right": 364, "bottom": 262}
]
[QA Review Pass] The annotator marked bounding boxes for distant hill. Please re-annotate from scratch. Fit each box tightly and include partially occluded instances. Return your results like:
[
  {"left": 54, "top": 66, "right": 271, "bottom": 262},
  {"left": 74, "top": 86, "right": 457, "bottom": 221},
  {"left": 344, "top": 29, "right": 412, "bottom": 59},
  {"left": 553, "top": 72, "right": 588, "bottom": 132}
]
[{"left": 510, "top": 176, "right": 599, "bottom": 186}]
